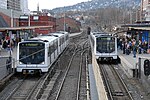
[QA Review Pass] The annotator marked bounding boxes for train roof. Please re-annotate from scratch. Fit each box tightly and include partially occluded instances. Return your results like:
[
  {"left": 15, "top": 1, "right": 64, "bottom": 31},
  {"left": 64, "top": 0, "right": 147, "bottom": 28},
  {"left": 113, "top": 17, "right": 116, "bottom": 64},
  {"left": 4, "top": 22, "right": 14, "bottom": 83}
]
[
  {"left": 57, "top": 31, "right": 69, "bottom": 34},
  {"left": 32, "top": 35, "right": 58, "bottom": 42},
  {"left": 43, "top": 31, "right": 68, "bottom": 37},
  {"left": 21, "top": 35, "right": 58, "bottom": 43},
  {"left": 91, "top": 32, "right": 112, "bottom": 37},
  {"left": 20, "top": 31, "right": 68, "bottom": 43},
  {"left": 51, "top": 32, "right": 66, "bottom": 37},
  {"left": 91, "top": 32, "right": 106, "bottom": 35}
]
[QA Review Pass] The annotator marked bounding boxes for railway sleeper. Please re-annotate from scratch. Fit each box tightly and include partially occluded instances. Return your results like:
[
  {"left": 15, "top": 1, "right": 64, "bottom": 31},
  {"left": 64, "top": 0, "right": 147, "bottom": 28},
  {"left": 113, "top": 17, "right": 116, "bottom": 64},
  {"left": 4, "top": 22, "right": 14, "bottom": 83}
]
[{"left": 39, "top": 71, "right": 60, "bottom": 100}]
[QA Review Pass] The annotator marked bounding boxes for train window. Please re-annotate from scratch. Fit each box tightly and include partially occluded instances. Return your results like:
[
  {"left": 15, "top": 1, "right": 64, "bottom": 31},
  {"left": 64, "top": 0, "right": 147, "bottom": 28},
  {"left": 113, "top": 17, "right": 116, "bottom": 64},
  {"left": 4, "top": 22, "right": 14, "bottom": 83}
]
[
  {"left": 96, "top": 37, "right": 115, "bottom": 53},
  {"left": 56, "top": 39, "right": 58, "bottom": 48},
  {"left": 62, "top": 37, "right": 64, "bottom": 44},
  {"left": 51, "top": 42, "right": 55, "bottom": 53},
  {"left": 48, "top": 46, "right": 51, "bottom": 56},
  {"left": 59, "top": 39, "right": 61, "bottom": 46},
  {"left": 66, "top": 34, "right": 69, "bottom": 40},
  {"left": 19, "top": 42, "right": 45, "bottom": 64},
  {"left": 54, "top": 40, "right": 56, "bottom": 51},
  {"left": 50, "top": 40, "right": 58, "bottom": 53},
  {"left": 60, "top": 37, "right": 64, "bottom": 45},
  {"left": 49, "top": 44, "right": 54, "bottom": 54}
]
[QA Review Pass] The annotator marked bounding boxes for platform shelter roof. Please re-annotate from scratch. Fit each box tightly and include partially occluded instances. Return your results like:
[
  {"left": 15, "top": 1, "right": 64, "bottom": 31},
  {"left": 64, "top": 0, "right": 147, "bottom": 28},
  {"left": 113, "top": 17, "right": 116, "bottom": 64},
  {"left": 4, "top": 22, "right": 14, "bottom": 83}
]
[
  {"left": 121, "top": 24, "right": 150, "bottom": 30},
  {"left": 0, "top": 26, "right": 53, "bottom": 31}
]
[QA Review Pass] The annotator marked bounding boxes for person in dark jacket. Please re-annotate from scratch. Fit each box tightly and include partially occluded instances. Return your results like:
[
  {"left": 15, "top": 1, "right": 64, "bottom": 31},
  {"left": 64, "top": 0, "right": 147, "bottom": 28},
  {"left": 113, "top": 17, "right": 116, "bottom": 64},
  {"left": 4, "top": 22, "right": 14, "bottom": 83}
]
[
  {"left": 132, "top": 39, "right": 137, "bottom": 58},
  {"left": 2, "top": 40, "right": 8, "bottom": 49}
]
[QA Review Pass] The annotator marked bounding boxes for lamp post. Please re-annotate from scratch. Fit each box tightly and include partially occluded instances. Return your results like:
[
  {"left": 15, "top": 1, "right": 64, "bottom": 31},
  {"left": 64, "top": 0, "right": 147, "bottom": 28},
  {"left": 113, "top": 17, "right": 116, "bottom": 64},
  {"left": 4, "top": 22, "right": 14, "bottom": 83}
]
[
  {"left": 140, "top": 0, "right": 143, "bottom": 21},
  {"left": 28, "top": 13, "right": 30, "bottom": 27},
  {"left": 11, "top": 9, "right": 13, "bottom": 27},
  {"left": 64, "top": 7, "right": 66, "bottom": 32}
]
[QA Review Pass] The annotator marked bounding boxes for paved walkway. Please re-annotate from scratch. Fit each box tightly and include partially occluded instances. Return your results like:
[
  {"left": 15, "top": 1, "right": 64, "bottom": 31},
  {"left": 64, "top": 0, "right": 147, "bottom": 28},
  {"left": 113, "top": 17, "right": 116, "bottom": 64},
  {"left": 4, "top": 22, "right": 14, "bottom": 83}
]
[
  {"left": 119, "top": 49, "right": 150, "bottom": 96},
  {"left": 0, "top": 47, "right": 17, "bottom": 58},
  {"left": 118, "top": 49, "right": 150, "bottom": 78},
  {"left": 0, "top": 47, "right": 17, "bottom": 80}
]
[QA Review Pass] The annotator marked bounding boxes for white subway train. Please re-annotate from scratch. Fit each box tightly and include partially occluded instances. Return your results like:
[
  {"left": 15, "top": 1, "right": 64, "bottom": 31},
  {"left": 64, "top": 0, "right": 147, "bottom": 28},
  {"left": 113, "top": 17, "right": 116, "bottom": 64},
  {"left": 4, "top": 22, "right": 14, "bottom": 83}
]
[
  {"left": 90, "top": 32, "right": 120, "bottom": 63},
  {"left": 16, "top": 31, "right": 69, "bottom": 74}
]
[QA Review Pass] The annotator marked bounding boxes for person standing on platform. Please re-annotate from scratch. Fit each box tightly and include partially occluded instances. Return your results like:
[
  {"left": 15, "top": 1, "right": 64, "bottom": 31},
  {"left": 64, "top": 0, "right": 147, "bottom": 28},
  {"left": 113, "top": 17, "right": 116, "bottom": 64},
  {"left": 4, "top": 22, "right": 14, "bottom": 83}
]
[
  {"left": 122, "top": 38, "right": 126, "bottom": 54},
  {"left": 138, "top": 40, "right": 142, "bottom": 54},
  {"left": 132, "top": 39, "right": 137, "bottom": 58}
]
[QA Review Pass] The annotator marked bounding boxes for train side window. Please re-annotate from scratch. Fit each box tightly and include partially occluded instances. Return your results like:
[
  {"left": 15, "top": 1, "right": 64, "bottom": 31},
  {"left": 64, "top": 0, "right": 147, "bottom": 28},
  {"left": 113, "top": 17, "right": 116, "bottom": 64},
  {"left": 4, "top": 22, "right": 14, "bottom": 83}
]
[
  {"left": 59, "top": 39, "right": 61, "bottom": 46},
  {"left": 52, "top": 41, "right": 55, "bottom": 53},
  {"left": 54, "top": 40, "right": 56, "bottom": 51},
  {"left": 49, "top": 43, "right": 54, "bottom": 55},
  {"left": 56, "top": 39, "right": 58, "bottom": 48},
  {"left": 66, "top": 34, "right": 69, "bottom": 40},
  {"left": 60, "top": 37, "right": 63, "bottom": 45},
  {"left": 48, "top": 46, "right": 51, "bottom": 56},
  {"left": 63, "top": 37, "right": 65, "bottom": 43}
]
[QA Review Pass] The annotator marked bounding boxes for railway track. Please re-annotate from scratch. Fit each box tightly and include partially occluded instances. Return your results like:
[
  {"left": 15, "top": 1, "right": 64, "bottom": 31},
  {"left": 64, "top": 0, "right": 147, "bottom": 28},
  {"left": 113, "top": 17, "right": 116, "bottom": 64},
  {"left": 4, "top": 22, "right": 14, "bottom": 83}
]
[
  {"left": 43, "top": 32, "right": 88, "bottom": 100},
  {"left": 0, "top": 75, "right": 41, "bottom": 100},
  {"left": 0, "top": 31, "right": 90, "bottom": 100},
  {"left": 0, "top": 66, "right": 56, "bottom": 100},
  {"left": 99, "top": 62, "right": 133, "bottom": 100},
  {"left": 77, "top": 50, "right": 88, "bottom": 100},
  {"left": 53, "top": 38, "right": 88, "bottom": 100},
  {"left": 0, "top": 47, "right": 69, "bottom": 100}
]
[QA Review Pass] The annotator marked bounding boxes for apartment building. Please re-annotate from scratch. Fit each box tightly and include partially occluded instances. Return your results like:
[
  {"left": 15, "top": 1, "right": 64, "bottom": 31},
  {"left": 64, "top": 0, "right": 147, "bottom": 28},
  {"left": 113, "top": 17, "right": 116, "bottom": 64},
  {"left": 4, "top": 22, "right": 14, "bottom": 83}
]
[{"left": 143, "top": 0, "right": 150, "bottom": 21}]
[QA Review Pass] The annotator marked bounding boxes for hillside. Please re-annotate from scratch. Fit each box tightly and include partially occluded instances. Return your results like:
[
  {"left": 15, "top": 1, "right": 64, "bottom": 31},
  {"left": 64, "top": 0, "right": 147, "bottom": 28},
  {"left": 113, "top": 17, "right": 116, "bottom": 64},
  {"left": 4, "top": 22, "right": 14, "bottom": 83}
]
[{"left": 51, "top": 0, "right": 141, "bottom": 14}]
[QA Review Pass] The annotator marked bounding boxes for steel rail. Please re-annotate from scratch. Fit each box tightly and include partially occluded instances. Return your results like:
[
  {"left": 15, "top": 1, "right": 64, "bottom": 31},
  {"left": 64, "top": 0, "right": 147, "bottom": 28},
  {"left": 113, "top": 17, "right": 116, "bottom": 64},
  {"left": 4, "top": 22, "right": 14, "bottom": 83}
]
[
  {"left": 76, "top": 49, "right": 87, "bottom": 100},
  {"left": 100, "top": 64, "right": 114, "bottom": 100},
  {"left": 111, "top": 64, "right": 134, "bottom": 100},
  {"left": 54, "top": 42, "right": 79, "bottom": 100}
]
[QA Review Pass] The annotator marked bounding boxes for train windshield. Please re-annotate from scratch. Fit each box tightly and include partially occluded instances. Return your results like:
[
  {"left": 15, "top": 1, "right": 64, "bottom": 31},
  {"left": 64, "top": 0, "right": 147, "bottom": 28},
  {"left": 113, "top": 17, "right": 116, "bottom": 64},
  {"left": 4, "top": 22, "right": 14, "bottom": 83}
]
[
  {"left": 96, "top": 37, "right": 115, "bottom": 53},
  {"left": 19, "top": 42, "right": 45, "bottom": 64}
]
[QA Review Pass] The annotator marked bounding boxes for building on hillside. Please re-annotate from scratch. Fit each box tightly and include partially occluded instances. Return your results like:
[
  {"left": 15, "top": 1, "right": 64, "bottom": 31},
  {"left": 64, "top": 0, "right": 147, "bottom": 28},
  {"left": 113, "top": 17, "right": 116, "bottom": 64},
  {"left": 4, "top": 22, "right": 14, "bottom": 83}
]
[
  {"left": 142, "top": 0, "right": 150, "bottom": 21},
  {"left": 56, "top": 16, "right": 81, "bottom": 33},
  {"left": 0, "top": 0, "right": 29, "bottom": 27},
  {"left": 7, "top": 0, "right": 21, "bottom": 11},
  {"left": 19, "top": 13, "right": 56, "bottom": 34},
  {"left": 0, "top": 0, "right": 21, "bottom": 11},
  {"left": 5, "top": 0, "right": 29, "bottom": 13}
]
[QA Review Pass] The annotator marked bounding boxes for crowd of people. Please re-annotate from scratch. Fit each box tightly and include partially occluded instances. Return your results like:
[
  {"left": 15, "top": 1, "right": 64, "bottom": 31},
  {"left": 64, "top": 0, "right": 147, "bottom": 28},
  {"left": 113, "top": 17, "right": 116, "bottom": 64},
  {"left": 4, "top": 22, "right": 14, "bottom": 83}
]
[
  {"left": 0, "top": 34, "right": 21, "bottom": 53},
  {"left": 117, "top": 37, "right": 148, "bottom": 58}
]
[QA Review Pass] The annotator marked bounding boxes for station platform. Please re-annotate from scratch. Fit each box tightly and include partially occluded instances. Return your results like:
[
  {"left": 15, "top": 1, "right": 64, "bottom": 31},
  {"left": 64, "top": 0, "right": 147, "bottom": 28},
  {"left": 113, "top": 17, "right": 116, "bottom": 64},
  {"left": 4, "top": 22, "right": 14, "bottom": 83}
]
[
  {"left": 118, "top": 49, "right": 150, "bottom": 78},
  {"left": 0, "top": 47, "right": 17, "bottom": 58},
  {"left": 0, "top": 47, "right": 17, "bottom": 80},
  {"left": 89, "top": 50, "right": 150, "bottom": 100},
  {"left": 118, "top": 49, "right": 150, "bottom": 99}
]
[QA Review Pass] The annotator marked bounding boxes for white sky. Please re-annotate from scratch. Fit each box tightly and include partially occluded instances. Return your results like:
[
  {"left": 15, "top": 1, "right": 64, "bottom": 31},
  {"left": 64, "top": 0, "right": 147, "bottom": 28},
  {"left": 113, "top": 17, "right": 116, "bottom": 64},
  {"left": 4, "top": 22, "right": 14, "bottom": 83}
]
[{"left": 28, "top": 0, "right": 90, "bottom": 11}]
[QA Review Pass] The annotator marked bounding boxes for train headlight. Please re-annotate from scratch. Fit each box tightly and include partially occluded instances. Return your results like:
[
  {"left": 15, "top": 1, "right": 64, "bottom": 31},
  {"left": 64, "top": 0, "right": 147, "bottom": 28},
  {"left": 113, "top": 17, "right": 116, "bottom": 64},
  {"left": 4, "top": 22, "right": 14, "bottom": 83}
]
[
  {"left": 41, "top": 62, "right": 45, "bottom": 64},
  {"left": 19, "top": 62, "right": 23, "bottom": 64}
]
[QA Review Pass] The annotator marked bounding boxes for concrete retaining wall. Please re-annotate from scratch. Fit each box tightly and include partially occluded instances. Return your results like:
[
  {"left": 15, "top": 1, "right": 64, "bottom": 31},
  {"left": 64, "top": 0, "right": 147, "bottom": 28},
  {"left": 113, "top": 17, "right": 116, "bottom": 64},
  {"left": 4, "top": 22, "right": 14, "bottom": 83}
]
[{"left": 92, "top": 53, "right": 108, "bottom": 100}]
